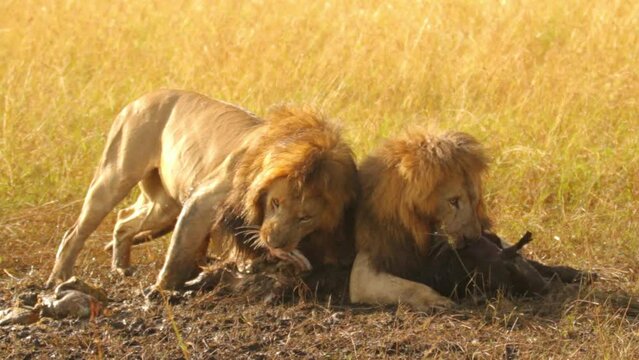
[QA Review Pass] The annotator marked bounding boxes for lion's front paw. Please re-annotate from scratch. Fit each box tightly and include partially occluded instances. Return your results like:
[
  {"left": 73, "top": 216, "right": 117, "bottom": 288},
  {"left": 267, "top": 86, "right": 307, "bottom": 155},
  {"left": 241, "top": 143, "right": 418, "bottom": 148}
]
[
  {"left": 46, "top": 270, "right": 71, "bottom": 289},
  {"left": 142, "top": 285, "right": 182, "bottom": 305},
  {"left": 410, "top": 292, "right": 456, "bottom": 312},
  {"left": 143, "top": 285, "right": 162, "bottom": 302},
  {"left": 431, "top": 296, "right": 456, "bottom": 309},
  {"left": 45, "top": 277, "right": 59, "bottom": 290}
]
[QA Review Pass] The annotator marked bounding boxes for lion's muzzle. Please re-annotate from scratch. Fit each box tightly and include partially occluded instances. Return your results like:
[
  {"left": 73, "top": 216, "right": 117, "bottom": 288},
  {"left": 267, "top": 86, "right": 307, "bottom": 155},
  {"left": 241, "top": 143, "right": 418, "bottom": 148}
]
[{"left": 261, "top": 222, "right": 301, "bottom": 252}]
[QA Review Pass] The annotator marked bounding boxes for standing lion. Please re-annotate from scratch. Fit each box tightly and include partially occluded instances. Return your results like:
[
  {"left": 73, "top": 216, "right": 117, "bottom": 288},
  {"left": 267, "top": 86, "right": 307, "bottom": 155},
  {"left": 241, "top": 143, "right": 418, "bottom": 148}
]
[
  {"left": 47, "top": 90, "right": 358, "bottom": 291},
  {"left": 349, "top": 129, "right": 491, "bottom": 310}
]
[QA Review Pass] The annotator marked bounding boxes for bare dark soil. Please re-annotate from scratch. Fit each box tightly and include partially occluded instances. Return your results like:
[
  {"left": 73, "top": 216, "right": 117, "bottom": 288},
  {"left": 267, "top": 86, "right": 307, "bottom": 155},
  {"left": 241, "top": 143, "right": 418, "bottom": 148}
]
[{"left": 1, "top": 203, "right": 638, "bottom": 359}]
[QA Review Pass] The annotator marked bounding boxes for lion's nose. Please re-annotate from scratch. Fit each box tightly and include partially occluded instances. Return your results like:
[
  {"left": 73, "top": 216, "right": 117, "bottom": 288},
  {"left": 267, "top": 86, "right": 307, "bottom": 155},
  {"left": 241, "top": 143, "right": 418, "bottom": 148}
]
[
  {"left": 267, "top": 236, "right": 284, "bottom": 249},
  {"left": 463, "top": 222, "right": 482, "bottom": 242},
  {"left": 265, "top": 231, "right": 287, "bottom": 249}
]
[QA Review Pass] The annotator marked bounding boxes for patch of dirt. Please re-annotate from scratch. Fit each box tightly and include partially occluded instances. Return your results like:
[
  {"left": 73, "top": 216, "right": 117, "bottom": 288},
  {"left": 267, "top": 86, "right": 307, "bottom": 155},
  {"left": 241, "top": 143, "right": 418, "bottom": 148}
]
[{"left": 1, "top": 204, "right": 638, "bottom": 359}]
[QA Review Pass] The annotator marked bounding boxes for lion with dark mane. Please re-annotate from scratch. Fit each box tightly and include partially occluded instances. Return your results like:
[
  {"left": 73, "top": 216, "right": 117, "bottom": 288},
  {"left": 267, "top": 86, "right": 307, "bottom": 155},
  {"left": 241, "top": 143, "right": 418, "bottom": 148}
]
[
  {"left": 349, "top": 129, "right": 491, "bottom": 310},
  {"left": 48, "top": 90, "right": 358, "bottom": 291}
]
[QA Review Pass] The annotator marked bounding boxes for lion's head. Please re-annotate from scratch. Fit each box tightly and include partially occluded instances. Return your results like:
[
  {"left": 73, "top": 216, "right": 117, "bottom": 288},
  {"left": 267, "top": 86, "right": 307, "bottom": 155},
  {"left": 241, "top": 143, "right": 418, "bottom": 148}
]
[
  {"left": 356, "top": 128, "right": 490, "bottom": 275},
  {"left": 219, "top": 105, "right": 358, "bottom": 267}
]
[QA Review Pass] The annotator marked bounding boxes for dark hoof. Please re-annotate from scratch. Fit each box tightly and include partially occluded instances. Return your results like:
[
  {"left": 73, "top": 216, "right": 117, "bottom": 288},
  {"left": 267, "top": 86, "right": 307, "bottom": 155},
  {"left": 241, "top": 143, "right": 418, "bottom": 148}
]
[
  {"left": 112, "top": 267, "right": 134, "bottom": 277},
  {"left": 183, "top": 270, "right": 224, "bottom": 292},
  {"left": 143, "top": 286, "right": 162, "bottom": 302},
  {"left": 143, "top": 286, "right": 183, "bottom": 305}
]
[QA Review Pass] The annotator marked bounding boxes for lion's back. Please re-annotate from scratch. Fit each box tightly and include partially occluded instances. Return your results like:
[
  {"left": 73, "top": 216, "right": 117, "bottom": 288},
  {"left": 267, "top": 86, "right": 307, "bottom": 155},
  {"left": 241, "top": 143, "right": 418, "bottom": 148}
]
[{"left": 102, "top": 89, "right": 263, "bottom": 202}]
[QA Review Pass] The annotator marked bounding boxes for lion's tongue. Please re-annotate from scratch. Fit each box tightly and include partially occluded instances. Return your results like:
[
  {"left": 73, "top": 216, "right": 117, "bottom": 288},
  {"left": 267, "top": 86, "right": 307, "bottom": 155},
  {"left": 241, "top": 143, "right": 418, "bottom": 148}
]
[{"left": 270, "top": 248, "right": 312, "bottom": 272}]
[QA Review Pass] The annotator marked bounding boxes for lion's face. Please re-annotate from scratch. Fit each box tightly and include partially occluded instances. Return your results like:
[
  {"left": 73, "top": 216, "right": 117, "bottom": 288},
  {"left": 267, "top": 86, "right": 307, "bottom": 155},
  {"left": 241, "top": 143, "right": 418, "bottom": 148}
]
[
  {"left": 259, "top": 177, "right": 326, "bottom": 252},
  {"left": 428, "top": 173, "right": 482, "bottom": 249}
]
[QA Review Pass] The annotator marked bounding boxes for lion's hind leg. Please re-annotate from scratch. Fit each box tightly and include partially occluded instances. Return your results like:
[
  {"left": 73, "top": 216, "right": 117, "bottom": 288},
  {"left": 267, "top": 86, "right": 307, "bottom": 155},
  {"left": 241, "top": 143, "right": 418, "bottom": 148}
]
[
  {"left": 48, "top": 114, "right": 165, "bottom": 287},
  {"left": 47, "top": 167, "right": 143, "bottom": 287},
  {"left": 110, "top": 172, "right": 180, "bottom": 276},
  {"left": 349, "top": 252, "right": 454, "bottom": 311}
]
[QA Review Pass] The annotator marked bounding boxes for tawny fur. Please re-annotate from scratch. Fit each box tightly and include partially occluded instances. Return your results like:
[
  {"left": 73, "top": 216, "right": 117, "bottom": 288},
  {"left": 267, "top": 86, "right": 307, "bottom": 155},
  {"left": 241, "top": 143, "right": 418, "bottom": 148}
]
[
  {"left": 350, "top": 129, "right": 491, "bottom": 310},
  {"left": 47, "top": 90, "right": 358, "bottom": 290},
  {"left": 222, "top": 106, "right": 357, "bottom": 236},
  {"left": 217, "top": 105, "right": 359, "bottom": 266}
]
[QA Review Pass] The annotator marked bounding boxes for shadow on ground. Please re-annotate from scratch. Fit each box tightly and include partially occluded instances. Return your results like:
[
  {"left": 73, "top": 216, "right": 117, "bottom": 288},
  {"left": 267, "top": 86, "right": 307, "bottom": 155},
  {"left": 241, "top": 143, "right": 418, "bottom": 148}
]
[{"left": 1, "top": 204, "right": 638, "bottom": 359}]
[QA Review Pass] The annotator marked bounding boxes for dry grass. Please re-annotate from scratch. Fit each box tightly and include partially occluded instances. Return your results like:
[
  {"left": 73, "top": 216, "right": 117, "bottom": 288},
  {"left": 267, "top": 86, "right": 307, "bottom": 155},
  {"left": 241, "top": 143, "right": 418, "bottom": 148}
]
[{"left": 1, "top": 0, "right": 638, "bottom": 358}]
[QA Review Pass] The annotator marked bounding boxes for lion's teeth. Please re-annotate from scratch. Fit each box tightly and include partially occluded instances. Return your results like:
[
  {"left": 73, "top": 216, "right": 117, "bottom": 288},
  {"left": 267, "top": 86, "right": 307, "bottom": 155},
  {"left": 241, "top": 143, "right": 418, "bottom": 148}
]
[{"left": 290, "top": 249, "right": 312, "bottom": 272}]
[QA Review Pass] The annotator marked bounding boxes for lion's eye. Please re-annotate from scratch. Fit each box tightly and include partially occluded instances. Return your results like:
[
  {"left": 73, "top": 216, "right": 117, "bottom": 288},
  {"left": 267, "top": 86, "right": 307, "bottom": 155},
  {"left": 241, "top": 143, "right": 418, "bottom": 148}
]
[
  {"left": 299, "top": 215, "right": 312, "bottom": 223},
  {"left": 448, "top": 197, "right": 460, "bottom": 208},
  {"left": 271, "top": 198, "right": 280, "bottom": 209}
]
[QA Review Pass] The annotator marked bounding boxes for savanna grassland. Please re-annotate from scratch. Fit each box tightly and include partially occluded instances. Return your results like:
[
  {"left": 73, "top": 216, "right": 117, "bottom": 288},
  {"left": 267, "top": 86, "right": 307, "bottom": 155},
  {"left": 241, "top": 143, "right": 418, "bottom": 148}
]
[{"left": 1, "top": 0, "right": 638, "bottom": 358}]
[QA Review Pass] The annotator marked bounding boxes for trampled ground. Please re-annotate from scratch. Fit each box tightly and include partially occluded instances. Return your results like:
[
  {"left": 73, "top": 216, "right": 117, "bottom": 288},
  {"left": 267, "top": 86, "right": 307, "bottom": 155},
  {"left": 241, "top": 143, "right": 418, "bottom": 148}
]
[{"left": 1, "top": 203, "right": 638, "bottom": 359}]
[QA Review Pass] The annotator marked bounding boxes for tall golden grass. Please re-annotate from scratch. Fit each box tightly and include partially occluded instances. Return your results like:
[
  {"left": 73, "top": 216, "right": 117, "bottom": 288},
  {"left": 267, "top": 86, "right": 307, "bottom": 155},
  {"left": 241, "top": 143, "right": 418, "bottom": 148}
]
[{"left": 1, "top": 0, "right": 637, "bottom": 272}]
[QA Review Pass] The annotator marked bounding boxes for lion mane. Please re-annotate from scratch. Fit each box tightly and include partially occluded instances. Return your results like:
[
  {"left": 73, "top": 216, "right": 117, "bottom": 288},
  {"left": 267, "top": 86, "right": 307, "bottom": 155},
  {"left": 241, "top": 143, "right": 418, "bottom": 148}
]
[
  {"left": 47, "top": 90, "right": 359, "bottom": 290},
  {"left": 355, "top": 129, "right": 490, "bottom": 279},
  {"left": 217, "top": 105, "right": 359, "bottom": 266}
]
